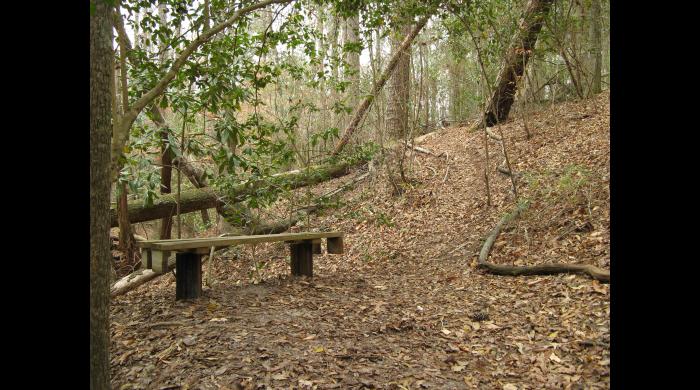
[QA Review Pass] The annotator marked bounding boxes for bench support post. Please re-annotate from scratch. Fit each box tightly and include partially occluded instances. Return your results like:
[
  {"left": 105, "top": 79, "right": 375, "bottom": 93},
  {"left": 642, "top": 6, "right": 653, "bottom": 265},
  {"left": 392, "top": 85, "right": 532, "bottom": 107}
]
[
  {"left": 327, "top": 236, "right": 344, "bottom": 254},
  {"left": 141, "top": 248, "right": 152, "bottom": 269},
  {"left": 290, "top": 241, "right": 313, "bottom": 277},
  {"left": 312, "top": 239, "right": 322, "bottom": 254},
  {"left": 176, "top": 252, "right": 202, "bottom": 300}
]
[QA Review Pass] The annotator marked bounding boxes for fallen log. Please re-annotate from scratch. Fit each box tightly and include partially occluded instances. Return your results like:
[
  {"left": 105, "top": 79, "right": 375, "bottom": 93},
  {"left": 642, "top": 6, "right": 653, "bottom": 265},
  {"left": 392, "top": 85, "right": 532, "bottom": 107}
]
[
  {"left": 477, "top": 201, "right": 610, "bottom": 283},
  {"left": 404, "top": 142, "right": 440, "bottom": 157},
  {"left": 110, "top": 187, "right": 222, "bottom": 228},
  {"left": 486, "top": 128, "right": 502, "bottom": 141},
  {"left": 413, "top": 131, "right": 438, "bottom": 145},
  {"left": 110, "top": 162, "right": 357, "bottom": 227}
]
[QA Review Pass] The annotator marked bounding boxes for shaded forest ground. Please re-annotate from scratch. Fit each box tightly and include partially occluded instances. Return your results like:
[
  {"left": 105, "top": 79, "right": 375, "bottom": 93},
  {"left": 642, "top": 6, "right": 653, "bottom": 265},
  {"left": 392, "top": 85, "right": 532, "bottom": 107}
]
[{"left": 110, "top": 92, "right": 610, "bottom": 389}]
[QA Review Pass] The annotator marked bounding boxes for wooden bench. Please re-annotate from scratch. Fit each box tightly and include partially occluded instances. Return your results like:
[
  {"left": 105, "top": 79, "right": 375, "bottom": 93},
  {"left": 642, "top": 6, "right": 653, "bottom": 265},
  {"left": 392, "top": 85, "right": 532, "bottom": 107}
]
[{"left": 135, "top": 232, "right": 344, "bottom": 300}]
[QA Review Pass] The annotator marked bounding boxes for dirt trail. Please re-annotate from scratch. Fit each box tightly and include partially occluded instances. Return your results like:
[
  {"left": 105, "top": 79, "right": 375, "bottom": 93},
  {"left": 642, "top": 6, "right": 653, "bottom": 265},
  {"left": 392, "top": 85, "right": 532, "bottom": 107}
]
[{"left": 110, "top": 92, "right": 610, "bottom": 389}]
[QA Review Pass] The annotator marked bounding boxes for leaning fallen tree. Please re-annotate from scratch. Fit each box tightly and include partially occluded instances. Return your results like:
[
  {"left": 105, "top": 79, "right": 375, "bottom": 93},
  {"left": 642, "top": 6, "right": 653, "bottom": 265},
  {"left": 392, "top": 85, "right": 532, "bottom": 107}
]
[
  {"left": 109, "top": 161, "right": 358, "bottom": 227},
  {"left": 477, "top": 201, "right": 610, "bottom": 283}
]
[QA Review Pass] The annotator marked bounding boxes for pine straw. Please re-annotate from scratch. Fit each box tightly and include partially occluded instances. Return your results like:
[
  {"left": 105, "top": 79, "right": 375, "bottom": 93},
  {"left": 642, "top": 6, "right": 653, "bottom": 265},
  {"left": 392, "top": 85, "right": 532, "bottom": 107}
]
[{"left": 109, "top": 92, "right": 610, "bottom": 389}]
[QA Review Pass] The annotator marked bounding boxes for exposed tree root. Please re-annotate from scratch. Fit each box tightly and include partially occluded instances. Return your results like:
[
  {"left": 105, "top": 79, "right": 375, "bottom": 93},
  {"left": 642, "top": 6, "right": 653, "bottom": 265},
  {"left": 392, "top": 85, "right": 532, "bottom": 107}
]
[
  {"left": 479, "top": 262, "right": 609, "bottom": 283},
  {"left": 477, "top": 201, "right": 610, "bottom": 283},
  {"left": 497, "top": 166, "right": 512, "bottom": 176}
]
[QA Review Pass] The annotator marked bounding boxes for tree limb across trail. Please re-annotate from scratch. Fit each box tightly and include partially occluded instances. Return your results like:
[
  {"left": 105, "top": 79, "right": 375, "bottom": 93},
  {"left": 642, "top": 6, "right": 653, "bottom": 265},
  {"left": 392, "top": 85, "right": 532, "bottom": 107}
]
[
  {"left": 476, "top": 201, "right": 610, "bottom": 283},
  {"left": 109, "top": 161, "right": 360, "bottom": 227}
]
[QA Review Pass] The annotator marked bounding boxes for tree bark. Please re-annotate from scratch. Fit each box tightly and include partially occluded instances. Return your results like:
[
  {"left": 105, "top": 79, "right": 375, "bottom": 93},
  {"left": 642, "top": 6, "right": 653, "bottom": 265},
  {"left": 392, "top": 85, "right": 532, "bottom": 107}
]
[
  {"left": 90, "top": 1, "right": 113, "bottom": 388},
  {"left": 343, "top": 13, "right": 361, "bottom": 109},
  {"left": 478, "top": 0, "right": 555, "bottom": 128},
  {"left": 109, "top": 161, "right": 358, "bottom": 227},
  {"left": 386, "top": 23, "right": 412, "bottom": 139},
  {"left": 117, "top": 181, "right": 138, "bottom": 266},
  {"left": 332, "top": 13, "right": 431, "bottom": 156},
  {"left": 588, "top": 0, "right": 602, "bottom": 95}
]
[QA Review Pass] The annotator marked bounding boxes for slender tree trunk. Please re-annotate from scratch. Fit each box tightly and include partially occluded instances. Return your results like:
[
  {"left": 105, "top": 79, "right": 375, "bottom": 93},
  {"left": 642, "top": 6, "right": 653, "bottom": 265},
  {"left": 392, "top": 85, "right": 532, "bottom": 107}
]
[
  {"left": 117, "top": 181, "right": 138, "bottom": 260},
  {"left": 449, "top": 61, "right": 459, "bottom": 122},
  {"left": 90, "top": 1, "right": 113, "bottom": 388},
  {"left": 330, "top": 16, "right": 341, "bottom": 103},
  {"left": 204, "top": 0, "right": 211, "bottom": 31},
  {"left": 589, "top": 0, "right": 602, "bottom": 95},
  {"left": 159, "top": 121, "right": 174, "bottom": 239},
  {"left": 156, "top": 1, "right": 174, "bottom": 239},
  {"left": 479, "top": 0, "right": 555, "bottom": 128},
  {"left": 371, "top": 27, "right": 385, "bottom": 143},
  {"left": 315, "top": 5, "right": 327, "bottom": 145},
  {"left": 344, "top": 14, "right": 361, "bottom": 109}
]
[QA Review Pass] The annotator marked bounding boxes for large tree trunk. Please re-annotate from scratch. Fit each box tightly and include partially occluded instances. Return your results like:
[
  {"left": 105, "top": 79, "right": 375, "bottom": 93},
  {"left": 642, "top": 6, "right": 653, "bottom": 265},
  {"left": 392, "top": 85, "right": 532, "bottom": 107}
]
[
  {"left": 90, "top": 1, "right": 113, "bottom": 388},
  {"left": 386, "top": 23, "right": 412, "bottom": 139},
  {"left": 109, "top": 162, "right": 359, "bottom": 227},
  {"left": 332, "top": 13, "right": 431, "bottom": 156},
  {"left": 479, "top": 0, "right": 554, "bottom": 128}
]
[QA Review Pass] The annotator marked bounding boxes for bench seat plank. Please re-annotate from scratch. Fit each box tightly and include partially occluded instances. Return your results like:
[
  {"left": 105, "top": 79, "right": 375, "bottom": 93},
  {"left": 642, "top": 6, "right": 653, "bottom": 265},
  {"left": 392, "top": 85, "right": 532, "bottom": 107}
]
[{"left": 136, "top": 231, "right": 343, "bottom": 252}]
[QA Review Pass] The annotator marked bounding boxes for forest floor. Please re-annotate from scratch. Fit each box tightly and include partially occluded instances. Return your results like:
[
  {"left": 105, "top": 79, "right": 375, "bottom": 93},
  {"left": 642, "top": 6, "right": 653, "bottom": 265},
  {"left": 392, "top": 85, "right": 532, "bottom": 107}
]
[{"left": 110, "top": 92, "right": 610, "bottom": 390}]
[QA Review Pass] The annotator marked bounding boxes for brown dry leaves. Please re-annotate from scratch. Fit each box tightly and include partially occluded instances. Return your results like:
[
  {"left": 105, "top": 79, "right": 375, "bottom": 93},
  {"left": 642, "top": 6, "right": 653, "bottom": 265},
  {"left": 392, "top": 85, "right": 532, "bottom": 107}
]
[{"left": 109, "top": 92, "right": 610, "bottom": 389}]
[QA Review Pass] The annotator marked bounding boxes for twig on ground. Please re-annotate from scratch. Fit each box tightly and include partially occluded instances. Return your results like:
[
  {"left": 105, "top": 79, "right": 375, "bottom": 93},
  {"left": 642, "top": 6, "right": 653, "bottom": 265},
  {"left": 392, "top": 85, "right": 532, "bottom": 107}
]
[{"left": 442, "top": 152, "right": 450, "bottom": 183}]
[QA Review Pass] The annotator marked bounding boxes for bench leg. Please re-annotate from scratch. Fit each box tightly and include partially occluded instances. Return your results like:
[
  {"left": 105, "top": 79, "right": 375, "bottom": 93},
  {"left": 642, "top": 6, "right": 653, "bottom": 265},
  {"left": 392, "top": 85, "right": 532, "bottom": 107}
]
[
  {"left": 327, "top": 236, "right": 344, "bottom": 254},
  {"left": 312, "top": 239, "right": 322, "bottom": 254},
  {"left": 290, "top": 241, "right": 313, "bottom": 277},
  {"left": 176, "top": 252, "right": 202, "bottom": 300}
]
